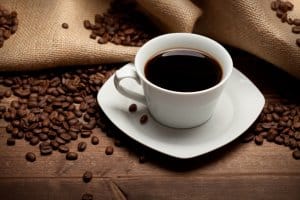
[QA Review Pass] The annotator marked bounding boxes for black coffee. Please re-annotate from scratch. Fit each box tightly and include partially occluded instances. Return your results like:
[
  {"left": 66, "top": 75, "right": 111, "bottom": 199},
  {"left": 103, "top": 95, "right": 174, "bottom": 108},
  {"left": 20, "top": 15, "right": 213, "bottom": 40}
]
[{"left": 145, "top": 48, "right": 222, "bottom": 92}]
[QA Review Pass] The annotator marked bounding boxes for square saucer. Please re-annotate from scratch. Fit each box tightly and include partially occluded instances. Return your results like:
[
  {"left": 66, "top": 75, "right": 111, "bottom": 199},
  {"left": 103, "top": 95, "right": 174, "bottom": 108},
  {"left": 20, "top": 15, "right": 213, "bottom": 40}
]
[{"left": 97, "top": 65, "right": 265, "bottom": 159}]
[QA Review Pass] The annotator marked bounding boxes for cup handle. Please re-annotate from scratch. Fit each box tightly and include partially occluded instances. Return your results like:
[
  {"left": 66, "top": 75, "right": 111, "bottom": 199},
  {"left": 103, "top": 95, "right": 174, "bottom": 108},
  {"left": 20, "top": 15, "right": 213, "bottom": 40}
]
[{"left": 114, "top": 63, "right": 146, "bottom": 105}]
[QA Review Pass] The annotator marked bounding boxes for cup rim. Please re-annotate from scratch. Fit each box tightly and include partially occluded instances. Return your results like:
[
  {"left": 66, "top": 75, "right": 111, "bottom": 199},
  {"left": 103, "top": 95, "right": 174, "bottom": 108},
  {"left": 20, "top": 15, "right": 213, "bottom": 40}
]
[{"left": 134, "top": 33, "right": 233, "bottom": 96}]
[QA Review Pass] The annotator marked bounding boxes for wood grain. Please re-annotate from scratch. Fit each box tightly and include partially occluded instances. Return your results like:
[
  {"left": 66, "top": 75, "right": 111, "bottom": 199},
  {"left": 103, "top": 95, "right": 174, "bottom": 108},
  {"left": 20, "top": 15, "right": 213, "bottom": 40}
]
[{"left": 0, "top": 47, "right": 300, "bottom": 199}]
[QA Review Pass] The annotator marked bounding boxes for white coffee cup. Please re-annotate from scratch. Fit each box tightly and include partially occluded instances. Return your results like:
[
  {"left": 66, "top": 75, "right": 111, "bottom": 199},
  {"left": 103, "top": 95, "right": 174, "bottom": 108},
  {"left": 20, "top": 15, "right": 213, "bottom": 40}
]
[{"left": 114, "top": 33, "right": 233, "bottom": 128}]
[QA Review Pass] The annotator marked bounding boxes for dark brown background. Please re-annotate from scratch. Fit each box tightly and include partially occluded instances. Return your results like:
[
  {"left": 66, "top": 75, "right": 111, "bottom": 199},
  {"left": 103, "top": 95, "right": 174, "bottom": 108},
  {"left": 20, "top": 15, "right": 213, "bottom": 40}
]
[{"left": 0, "top": 47, "right": 300, "bottom": 199}]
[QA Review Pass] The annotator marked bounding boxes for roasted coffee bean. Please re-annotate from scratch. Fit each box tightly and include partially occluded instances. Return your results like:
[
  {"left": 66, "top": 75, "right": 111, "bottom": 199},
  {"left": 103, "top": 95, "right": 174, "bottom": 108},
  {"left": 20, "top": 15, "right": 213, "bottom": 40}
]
[
  {"left": 255, "top": 135, "right": 264, "bottom": 145},
  {"left": 30, "top": 136, "right": 40, "bottom": 146},
  {"left": 38, "top": 133, "right": 48, "bottom": 141},
  {"left": 91, "top": 136, "right": 99, "bottom": 145},
  {"left": 292, "top": 26, "right": 300, "bottom": 34},
  {"left": 62, "top": 23, "right": 69, "bottom": 29},
  {"left": 66, "top": 152, "right": 78, "bottom": 160},
  {"left": 81, "top": 193, "right": 93, "bottom": 200},
  {"left": 39, "top": 141, "right": 50, "bottom": 149},
  {"left": 25, "top": 132, "right": 34, "bottom": 141},
  {"left": 50, "top": 140, "right": 60, "bottom": 150},
  {"left": 129, "top": 104, "right": 137, "bottom": 112},
  {"left": 40, "top": 145, "right": 53, "bottom": 155},
  {"left": 56, "top": 137, "right": 66, "bottom": 145},
  {"left": 83, "top": 119, "right": 96, "bottom": 130},
  {"left": 58, "top": 145, "right": 69, "bottom": 153},
  {"left": 289, "top": 138, "right": 297, "bottom": 149},
  {"left": 81, "top": 131, "right": 92, "bottom": 138},
  {"left": 105, "top": 146, "right": 114, "bottom": 155},
  {"left": 7, "top": 137, "right": 15, "bottom": 146},
  {"left": 140, "top": 114, "right": 148, "bottom": 124},
  {"left": 83, "top": 113, "right": 91, "bottom": 122},
  {"left": 69, "top": 131, "right": 78, "bottom": 140},
  {"left": 82, "top": 171, "right": 93, "bottom": 183},
  {"left": 292, "top": 150, "right": 300, "bottom": 159},
  {"left": 274, "top": 136, "right": 284, "bottom": 145},
  {"left": 25, "top": 152, "right": 36, "bottom": 162},
  {"left": 78, "top": 141, "right": 87, "bottom": 152},
  {"left": 60, "top": 133, "right": 72, "bottom": 142}
]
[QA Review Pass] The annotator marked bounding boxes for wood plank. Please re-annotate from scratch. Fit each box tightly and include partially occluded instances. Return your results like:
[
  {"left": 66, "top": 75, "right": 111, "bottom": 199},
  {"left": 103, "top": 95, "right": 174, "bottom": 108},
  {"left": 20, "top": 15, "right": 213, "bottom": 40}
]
[{"left": 0, "top": 176, "right": 299, "bottom": 200}]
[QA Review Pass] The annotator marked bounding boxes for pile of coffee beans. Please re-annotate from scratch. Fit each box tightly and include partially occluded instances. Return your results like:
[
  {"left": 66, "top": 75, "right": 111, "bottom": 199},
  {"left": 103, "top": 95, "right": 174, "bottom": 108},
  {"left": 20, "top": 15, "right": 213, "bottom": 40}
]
[
  {"left": 242, "top": 102, "right": 300, "bottom": 160},
  {"left": 0, "top": 5, "right": 18, "bottom": 48},
  {"left": 83, "top": 0, "right": 159, "bottom": 46},
  {"left": 0, "top": 64, "right": 119, "bottom": 161},
  {"left": 271, "top": 0, "right": 300, "bottom": 47}
]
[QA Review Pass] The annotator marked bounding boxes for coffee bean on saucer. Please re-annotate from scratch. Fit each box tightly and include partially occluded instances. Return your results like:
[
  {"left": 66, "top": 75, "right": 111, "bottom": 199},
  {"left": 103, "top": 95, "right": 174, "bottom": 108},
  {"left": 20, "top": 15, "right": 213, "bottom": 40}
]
[
  {"left": 129, "top": 104, "right": 137, "bottom": 112},
  {"left": 140, "top": 114, "right": 148, "bottom": 124},
  {"left": 25, "top": 152, "right": 36, "bottom": 162},
  {"left": 66, "top": 152, "right": 78, "bottom": 160},
  {"left": 105, "top": 146, "right": 114, "bottom": 155},
  {"left": 82, "top": 171, "right": 93, "bottom": 183}
]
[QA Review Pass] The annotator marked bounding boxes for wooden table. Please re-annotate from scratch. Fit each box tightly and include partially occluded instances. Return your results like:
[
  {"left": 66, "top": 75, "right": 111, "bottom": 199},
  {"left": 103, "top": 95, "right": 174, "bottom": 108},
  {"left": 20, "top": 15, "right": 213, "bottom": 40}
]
[{"left": 0, "top": 47, "right": 300, "bottom": 200}]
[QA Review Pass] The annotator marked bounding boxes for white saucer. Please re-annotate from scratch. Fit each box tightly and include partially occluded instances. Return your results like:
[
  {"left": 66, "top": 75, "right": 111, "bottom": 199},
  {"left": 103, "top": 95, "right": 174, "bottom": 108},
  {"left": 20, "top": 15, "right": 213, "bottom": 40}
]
[{"left": 97, "top": 65, "right": 265, "bottom": 159}]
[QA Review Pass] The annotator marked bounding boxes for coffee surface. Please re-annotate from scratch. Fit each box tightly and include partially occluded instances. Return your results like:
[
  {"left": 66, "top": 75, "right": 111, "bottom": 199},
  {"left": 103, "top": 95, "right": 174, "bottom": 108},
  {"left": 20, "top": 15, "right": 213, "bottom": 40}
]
[{"left": 145, "top": 48, "right": 222, "bottom": 92}]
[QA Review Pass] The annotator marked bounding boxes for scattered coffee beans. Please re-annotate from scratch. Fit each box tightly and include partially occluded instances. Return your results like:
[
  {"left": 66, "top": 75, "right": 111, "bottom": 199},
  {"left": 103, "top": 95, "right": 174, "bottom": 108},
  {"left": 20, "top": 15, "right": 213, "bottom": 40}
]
[
  {"left": 25, "top": 152, "right": 36, "bottom": 162},
  {"left": 271, "top": 0, "right": 300, "bottom": 47},
  {"left": 242, "top": 102, "right": 300, "bottom": 160},
  {"left": 83, "top": 0, "right": 159, "bottom": 47},
  {"left": 82, "top": 171, "right": 93, "bottom": 183},
  {"left": 105, "top": 146, "right": 114, "bottom": 155},
  {"left": 0, "top": 5, "right": 18, "bottom": 48},
  {"left": 140, "top": 114, "right": 148, "bottom": 124},
  {"left": 81, "top": 193, "right": 93, "bottom": 200},
  {"left": 61, "top": 23, "right": 69, "bottom": 29},
  {"left": 66, "top": 152, "right": 78, "bottom": 160}
]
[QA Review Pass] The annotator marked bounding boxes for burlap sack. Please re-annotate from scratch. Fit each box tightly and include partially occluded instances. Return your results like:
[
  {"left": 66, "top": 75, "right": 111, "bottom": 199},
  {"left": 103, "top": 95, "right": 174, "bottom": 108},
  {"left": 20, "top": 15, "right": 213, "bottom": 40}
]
[{"left": 0, "top": 0, "right": 299, "bottom": 79}]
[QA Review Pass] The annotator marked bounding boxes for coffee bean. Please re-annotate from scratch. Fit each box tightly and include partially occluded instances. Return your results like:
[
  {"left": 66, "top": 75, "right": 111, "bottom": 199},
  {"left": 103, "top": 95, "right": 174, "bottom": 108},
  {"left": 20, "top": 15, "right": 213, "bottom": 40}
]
[
  {"left": 82, "top": 171, "right": 93, "bottom": 183},
  {"left": 81, "top": 193, "right": 93, "bottom": 200},
  {"left": 129, "top": 104, "right": 137, "bottom": 112},
  {"left": 255, "top": 135, "right": 264, "bottom": 145},
  {"left": 40, "top": 145, "right": 52, "bottom": 155},
  {"left": 25, "top": 152, "right": 36, "bottom": 162},
  {"left": 50, "top": 140, "right": 60, "bottom": 150},
  {"left": 292, "top": 150, "right": 300, "bottom": 159},
  {"left": 81, "top": 131, "right": 92, "bottom": 138},
  {"left": 66, "top": 152, "right": 78, "bottom": 160},
  {"left": 7, "top": 137, "right": 15, "bottom": 146},
  {"left": 56, "top": 137, "right": 66, "bottom": 145},
  {"left": 140, "top": 114, "right": 148, "bottom": 124},
  {"left": 105, "top": 146, "right": 114, "bottom": 155},
  {"left": 60, "top": 133, "right": 72, "bottom": 142},
  {"left": 91, "top": 136, "right": 99, "bottom": 145},
  {"left": 292, "top": 26, "right": 300, "bottom": 34},
  {"left": 62, "top": 23, "right": 69, "bottom": 29},
  {"left": 38, "top": 133, "right": 48, "bottom": 141},
  {"left": 78, "top": 142, "right": 87, "bottom": 152},
  {"left": 274, "top": 136, "right": 284, "bottom": 145},
  {"left": 30, "top": 136, "right": 40, "bottom": 146},
  {"left": 58, "top": 145, "right": 69, "bottom": 153}
]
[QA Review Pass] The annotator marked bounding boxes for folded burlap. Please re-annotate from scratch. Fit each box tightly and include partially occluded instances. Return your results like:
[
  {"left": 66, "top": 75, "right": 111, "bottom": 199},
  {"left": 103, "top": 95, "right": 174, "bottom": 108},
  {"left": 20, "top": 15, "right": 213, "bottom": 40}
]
[{"left": 0, "top": 0, "right": 299, "bottom": 79}]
